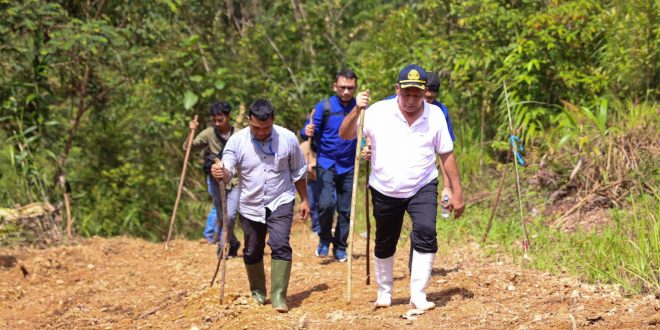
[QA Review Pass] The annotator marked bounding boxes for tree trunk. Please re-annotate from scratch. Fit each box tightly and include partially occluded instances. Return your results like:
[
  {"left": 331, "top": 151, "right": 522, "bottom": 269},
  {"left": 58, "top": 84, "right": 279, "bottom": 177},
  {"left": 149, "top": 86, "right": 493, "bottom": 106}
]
[{"left": 52, "top": 63, "right": 90, "bottom": 187}]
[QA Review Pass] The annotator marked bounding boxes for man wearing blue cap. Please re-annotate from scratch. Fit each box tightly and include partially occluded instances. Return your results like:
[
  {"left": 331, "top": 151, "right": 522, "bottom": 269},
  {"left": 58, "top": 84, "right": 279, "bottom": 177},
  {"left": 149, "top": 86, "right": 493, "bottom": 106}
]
[{"left": 339, "top": 64, "right": 465, "bottom": 311}]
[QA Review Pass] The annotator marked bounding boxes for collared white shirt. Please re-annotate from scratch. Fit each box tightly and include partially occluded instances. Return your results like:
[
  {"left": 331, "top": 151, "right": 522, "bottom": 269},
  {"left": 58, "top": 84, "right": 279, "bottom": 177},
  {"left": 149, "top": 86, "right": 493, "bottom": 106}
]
[
  {"left": 222, "top": 125, "right": 307, "bottom": 223},
  {"left": 362, "top": 97, "right": 453, "bottom": 198}
]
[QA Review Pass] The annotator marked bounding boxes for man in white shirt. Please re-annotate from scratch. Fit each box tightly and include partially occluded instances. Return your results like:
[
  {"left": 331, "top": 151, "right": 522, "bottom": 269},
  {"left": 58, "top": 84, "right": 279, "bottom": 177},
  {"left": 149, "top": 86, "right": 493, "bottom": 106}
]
[
  {"left": 339, "top": 64, "right": 465, "bottom": 310},
  {"left": 211, "top": 99, "right": 310, "bottom": 313}
]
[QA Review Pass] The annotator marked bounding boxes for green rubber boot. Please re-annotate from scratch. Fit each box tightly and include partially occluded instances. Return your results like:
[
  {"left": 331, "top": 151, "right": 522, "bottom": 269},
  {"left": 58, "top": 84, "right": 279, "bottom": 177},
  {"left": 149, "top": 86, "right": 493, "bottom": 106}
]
[
  {"left": 244, "top": 260, "right": 267, "bottom": 305},
  {"left": 270, "top": 259, "right": 292, "bottom": 313}
]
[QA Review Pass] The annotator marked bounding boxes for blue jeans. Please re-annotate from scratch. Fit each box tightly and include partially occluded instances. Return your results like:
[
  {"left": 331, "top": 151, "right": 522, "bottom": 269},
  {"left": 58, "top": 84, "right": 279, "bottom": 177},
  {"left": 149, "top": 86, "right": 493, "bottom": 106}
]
[
  {"left": 317, "top": 166, "right": 353, "bottom": 252},
  {"left": 204, "top": 175, "right": 240, "bottom": 248},
  {"left": 307, "top": 179, "right": 320, "bottom": 233}
]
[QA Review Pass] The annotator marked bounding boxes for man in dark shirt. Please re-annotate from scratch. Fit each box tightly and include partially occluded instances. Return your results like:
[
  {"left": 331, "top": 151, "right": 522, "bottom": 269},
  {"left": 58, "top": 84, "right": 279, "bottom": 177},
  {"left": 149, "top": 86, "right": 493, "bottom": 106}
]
[
  {"left": 424, "top": 71, "right": 456, "bottom": 201},
  {"left": 187, "top": 101, "right": 240, "bottom": 257},
  {"left": 300, "top": 69, "right": 358, "bottom": 262}
]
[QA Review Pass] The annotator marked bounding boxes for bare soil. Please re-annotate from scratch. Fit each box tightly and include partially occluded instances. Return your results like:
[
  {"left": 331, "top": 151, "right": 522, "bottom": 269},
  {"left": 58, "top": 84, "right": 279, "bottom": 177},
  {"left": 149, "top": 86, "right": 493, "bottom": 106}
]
[{"left": 1, "top": 222, "right": 658, "bottom": 329}]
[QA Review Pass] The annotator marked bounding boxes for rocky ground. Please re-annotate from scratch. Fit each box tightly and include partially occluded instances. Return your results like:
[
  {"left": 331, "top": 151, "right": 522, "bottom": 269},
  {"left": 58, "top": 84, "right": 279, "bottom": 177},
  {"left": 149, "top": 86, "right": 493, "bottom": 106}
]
[{"left": 1, "top": 222, "right": 659, "bottom": 329}]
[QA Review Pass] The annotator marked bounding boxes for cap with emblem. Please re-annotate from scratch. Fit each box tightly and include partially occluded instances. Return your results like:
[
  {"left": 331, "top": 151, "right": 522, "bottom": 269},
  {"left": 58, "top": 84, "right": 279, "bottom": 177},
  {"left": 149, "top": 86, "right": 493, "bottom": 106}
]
[{"left": 397, "top": 64, "right": 427, "bottom": 90}]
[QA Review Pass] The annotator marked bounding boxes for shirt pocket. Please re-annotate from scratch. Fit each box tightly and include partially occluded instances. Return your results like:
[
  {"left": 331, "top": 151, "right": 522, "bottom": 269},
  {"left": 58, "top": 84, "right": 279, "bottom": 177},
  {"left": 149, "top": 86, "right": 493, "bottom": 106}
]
[{"left": 273, "top": 155, "right": 289, "bottom": 172}]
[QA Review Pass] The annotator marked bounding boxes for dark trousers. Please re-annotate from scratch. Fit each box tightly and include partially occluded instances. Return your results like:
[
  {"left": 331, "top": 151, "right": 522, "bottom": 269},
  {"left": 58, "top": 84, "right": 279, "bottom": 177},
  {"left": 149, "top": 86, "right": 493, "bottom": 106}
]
[
  {"left": 240, "top": 201, "right": 294, "bottom": 265},
  {"left": 371, "top": 179, "right": 439, "bottom": 259},
  {"left": 317, "top": 166, "right": 353, "bottom": 252}
]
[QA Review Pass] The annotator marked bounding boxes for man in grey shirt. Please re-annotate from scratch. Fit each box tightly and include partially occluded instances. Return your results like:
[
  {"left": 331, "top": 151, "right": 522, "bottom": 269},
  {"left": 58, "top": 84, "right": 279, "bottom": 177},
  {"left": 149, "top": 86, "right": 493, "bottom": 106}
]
[{"left": 211, "top": 99, "right": 310, "bottom": 313}]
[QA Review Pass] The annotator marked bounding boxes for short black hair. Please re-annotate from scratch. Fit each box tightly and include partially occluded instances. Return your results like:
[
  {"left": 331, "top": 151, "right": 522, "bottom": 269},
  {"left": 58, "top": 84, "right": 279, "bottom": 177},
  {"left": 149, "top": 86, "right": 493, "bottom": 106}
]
[
  {"left": 335, "top": 68, "right": 358, "bottom": 84},
  {"left": 210, "top": 101, "right": 232, "bottom": 116},
  {"left": 425, "top": 71, "right": 440, "bottom": 92},
  {"left": 248, "top": 99, "right": 275, "bottom": 121}
]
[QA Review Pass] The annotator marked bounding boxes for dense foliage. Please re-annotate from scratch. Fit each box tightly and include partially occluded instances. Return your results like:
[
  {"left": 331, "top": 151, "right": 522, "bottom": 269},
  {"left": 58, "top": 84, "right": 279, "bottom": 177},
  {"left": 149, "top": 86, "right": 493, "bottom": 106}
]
[{"left": 1, "top": 0, "right": 657, "bottom": 242}]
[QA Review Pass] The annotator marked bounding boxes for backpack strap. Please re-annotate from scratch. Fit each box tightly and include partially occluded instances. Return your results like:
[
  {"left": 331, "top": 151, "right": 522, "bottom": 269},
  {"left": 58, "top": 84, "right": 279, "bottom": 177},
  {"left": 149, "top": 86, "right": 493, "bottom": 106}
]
[
  {"left": 314, "top": 97, "right": 347, "bottom": 152},
  {"left": 213, "top": 126, "right": 234, "bottom": 151},
  {"left": 320, "top": 97, "right": 346, "bottom": 132}
]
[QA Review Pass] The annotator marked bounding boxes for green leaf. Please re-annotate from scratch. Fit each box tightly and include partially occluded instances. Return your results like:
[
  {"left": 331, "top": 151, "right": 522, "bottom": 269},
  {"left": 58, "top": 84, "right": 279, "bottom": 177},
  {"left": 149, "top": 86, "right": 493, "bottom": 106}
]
[
  {"left": 214, "top": 80, "right": 225, "bottom": 90},
  {"left": 189, "top": 75, "right": 202, "bottom": 83},
  {"left": 183, "top": 91, "right": 198, "bottom": 110},
  {"left": 201, "top": 88, "right": 214, "bottom": 98}
]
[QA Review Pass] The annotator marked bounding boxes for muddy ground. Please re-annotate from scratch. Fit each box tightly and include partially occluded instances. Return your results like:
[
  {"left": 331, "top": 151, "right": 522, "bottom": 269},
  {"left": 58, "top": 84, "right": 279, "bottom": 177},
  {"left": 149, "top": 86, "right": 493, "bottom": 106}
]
[{"left": 1, "top": 222, "right": 658, "bottom": 329}]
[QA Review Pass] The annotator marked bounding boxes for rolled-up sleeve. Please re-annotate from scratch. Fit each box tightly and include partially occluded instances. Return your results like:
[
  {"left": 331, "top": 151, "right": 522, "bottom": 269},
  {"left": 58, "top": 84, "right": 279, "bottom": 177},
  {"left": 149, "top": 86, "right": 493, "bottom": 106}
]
[{"left": 288, "top": 135, "right": 307, "bottom": 182}]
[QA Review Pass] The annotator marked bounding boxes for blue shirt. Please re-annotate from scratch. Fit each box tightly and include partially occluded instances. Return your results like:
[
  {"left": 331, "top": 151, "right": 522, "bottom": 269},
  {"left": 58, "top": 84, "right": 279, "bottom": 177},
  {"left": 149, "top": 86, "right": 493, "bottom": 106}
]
[
  {"left": 300, "top": 95, "right": 357, "bottom": 174},
  {"left": 431, "top": 100, "right": 456, "bottom": 142},
  {"left": 383, "top": 95, "right": 455, "bottom": 141}
]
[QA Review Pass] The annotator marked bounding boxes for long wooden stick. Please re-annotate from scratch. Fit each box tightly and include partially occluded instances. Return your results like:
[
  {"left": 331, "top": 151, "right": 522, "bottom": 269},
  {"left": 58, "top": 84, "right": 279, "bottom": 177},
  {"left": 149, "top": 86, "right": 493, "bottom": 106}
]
[
  {"left": 306, "top": 110, "right": 316, "bottom": 182},
  {"left": 365, "top": 161, "right": 371, "bottom": 285},
  {"left": 503, "top": 82, "right": 530, "bottom": 253},
  {"left": 215, "top": 159, "right": 231, "bottom": 303},
  {"left": 59, "top": 175, "right": 73, "bottom": 240},
  {"left": 165, "top": 115, "right": 198, "bottom": 250},
  {"left": 347, "top": 107, "right": 366, "bottom": 303},
  {"left": 209, "top": 161, "right": 229, "bottom": 297},
  {"left": 481, "top": 161, "right": 508, "bottom": 243}
]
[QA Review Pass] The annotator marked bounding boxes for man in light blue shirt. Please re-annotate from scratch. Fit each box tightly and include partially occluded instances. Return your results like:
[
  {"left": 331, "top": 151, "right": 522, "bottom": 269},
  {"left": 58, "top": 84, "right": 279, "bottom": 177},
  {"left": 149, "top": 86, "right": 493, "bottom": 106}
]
[{"left": 212, "top": 99, "right": 309, "bottom": 313}]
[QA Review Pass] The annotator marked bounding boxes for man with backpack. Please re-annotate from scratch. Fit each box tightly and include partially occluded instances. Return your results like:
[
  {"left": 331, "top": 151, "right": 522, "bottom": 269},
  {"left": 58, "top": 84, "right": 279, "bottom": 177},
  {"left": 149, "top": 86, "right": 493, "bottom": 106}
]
[
  {"left": 187, "top": 101, "right": 240, "bottom": 257},
  {"left": 300, "top": 69, "right": 358, "bottom": 262}
]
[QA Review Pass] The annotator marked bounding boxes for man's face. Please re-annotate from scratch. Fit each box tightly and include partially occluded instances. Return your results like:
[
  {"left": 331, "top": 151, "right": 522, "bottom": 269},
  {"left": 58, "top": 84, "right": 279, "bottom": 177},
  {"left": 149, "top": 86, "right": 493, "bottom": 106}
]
[
  {"left": 333, "top": 76, "right": 358, "bottom": 103},
  {"left": 248, "top": 116, "right": 274, "bottom": 141},
  {"left": 396, "top": 85, "right": 425, "bottom": 114},
  {"left": 424, "top": 89, "right": 437, "bottom": 104},
  {"left": 211, "top": 113, "right": 231, "bottom": 130}
]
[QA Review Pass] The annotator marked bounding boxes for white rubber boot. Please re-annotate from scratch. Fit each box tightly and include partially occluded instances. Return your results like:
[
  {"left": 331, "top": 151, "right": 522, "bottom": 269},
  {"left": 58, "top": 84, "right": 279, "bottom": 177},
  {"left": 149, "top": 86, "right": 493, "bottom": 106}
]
[
  {"left": 409, "top": 250, "right": 436, "bottom": 311},
  {"left": 374, "top": 255, "right": 394, "bottom": 307}
]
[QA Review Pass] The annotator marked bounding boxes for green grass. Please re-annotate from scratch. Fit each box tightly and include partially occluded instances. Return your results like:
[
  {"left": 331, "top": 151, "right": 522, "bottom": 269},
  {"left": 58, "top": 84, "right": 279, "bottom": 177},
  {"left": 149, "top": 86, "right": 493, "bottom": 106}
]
[
  {"left": 432, "top": 192, "right": 659, "bottom": 295},
  {"left": 346, "top": 159, "right": 659, "bottom": 296}
]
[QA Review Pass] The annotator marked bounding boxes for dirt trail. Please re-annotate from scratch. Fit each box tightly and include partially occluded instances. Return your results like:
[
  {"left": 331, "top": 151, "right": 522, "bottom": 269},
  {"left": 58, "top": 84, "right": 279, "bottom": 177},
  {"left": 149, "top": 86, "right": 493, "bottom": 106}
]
[{"left": 1, "top": 222, "right": 658, "bottom": 329}]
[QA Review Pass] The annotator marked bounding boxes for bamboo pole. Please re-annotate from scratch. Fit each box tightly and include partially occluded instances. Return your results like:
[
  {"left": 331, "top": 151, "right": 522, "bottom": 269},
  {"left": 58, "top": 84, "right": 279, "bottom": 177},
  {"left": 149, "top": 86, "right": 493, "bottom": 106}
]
[
  {"left": 503, "top": 81, "right": 530, "bottom": 253},
  {"left": 346, "top": 105, "right": 367, "bottom": 303},
  {"left": 165, "top": 115, "right": 198, "bottom": 250}
]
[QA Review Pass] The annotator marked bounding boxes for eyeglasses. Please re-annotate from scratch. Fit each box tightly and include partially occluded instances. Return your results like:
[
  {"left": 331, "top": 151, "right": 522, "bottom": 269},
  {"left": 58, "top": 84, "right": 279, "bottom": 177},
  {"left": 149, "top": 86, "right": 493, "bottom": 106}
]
[{"left": 336, "top": 86, "right": 356, "bottom": 91}]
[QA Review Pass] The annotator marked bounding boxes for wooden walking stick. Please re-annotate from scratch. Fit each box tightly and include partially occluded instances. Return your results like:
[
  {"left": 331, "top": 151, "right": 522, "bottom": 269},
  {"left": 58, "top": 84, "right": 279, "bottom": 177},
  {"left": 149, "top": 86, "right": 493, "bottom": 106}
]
[
  {"left": 59, "top": 175, "right": 73, "bottom": 240},
  {"left": 165, "top": 115, "right": 198, "bottom": 250},
  {"left": 365, "top": 161, "right": 371, "bottom": 285},
  {"left": 481, "top": 162, "right": 508, "bottom": 243},
  {"left": 306, "top": 109, "right": 316, "bottom": 182},
  {"left": 209, "top": 160, "right": 230, "bottom": 305},
  {"left": 347, "top": 94, "right": 368, "bottom": 303}
]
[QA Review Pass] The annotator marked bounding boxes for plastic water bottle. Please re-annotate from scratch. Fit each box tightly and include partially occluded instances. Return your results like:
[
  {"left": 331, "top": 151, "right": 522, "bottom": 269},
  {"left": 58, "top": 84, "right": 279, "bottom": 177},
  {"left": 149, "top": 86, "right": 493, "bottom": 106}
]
[{"left": 440, "top": 195, "right": 450, "bottom": 218}]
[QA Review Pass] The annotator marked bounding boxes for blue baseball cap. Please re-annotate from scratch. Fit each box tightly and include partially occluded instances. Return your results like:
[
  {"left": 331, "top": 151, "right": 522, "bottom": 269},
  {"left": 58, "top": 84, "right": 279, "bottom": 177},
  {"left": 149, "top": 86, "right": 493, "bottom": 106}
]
[{"left": 397, "top": 64, "right": 427, "bottom": 90}]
